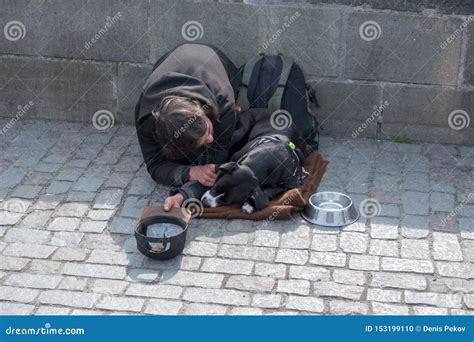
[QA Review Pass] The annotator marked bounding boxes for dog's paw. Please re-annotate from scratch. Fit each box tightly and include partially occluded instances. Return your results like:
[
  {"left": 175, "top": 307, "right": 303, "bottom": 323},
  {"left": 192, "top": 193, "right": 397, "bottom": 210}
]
[{"left": 241, "top": 202, "right": 255, "bottom": 214}]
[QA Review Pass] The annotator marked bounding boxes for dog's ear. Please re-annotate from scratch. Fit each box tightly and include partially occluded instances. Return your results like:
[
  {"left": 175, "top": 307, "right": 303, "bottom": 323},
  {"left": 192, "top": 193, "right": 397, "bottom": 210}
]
[
  {"left": 216, "top": 162, "right": 238, "bottom": 175},
  {"left": 248, "top": 187, "right": 269, "bottom": 211}
]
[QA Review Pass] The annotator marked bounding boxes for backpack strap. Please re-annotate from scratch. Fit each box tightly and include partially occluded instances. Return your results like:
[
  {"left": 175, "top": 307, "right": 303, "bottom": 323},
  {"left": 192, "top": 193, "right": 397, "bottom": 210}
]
[
  {"left": 236, "top": 53, "right": 264, "bottom": 111},
  {"left": 267, "top": 54, "right": 293, "bottom": 112}
]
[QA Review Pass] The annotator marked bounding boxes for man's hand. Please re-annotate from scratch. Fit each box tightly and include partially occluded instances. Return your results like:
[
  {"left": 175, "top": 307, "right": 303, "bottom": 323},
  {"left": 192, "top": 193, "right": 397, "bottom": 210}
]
[
  {"left": 164, "top": 193, "right": 185, "bottom": 211},
  {"left": 188, "top": 164, "right": 218, "bottom": 187}
]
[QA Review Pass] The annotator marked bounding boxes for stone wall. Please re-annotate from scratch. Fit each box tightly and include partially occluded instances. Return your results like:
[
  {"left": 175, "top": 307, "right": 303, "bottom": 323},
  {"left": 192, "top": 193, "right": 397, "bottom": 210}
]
[{"left": 0, "top": 0, "right": 472, "bottom": 145}]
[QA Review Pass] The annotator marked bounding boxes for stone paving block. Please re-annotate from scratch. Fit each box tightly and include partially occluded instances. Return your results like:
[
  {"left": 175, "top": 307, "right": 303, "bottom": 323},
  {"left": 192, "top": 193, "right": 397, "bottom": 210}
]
[
  {"left": 38, "top": 290, "right": 100, "bottom": 309},
  {"left": 96, "top": 296, "right": 145, "bottom": 312},
  {"left": 372, "top": 302, "right": 409, "bottom": 315},
  {"left": 93, "top": 189, "right": 124, "bottom": 210},
  {"left": 460, "top": 240, "right": 474, "bottom": 262},
  {"left": 276, "top": 279, "right": 311, "bottom": 296},
  {"left": 108, "top": 217, "right": 137, "bottom": 235},
  {"left": 218, "top": 245, "right": 275, "bottom": 262},
  {"left": 144, "top": 299, "right": 182, "bottom": 315},
  {"left": 309, "top": 252, "right": 346, "bottom": 267},
  {"left": 4, "top": 228, "right": 51, "bottom": 244},
  {"left": 367, "top": 288, "right": 401, "bottom": 303},
  {"left": 436, "top": 262, "right": 474, "bottom": 279},
  {"left": 370, "top": 217, "right": 399, "bottom": 239},
  {"left": 29, "top": 260, "right": 62, "bottom": 274},
  {"left": 56, "top": 203, "right": 89, "bottom": 217},
  {"left": 253, "top": 263, "right": 287, "bottom": 279},
  {"left": 313, "top": 281, "right": 364, "bottom": 300},
  {"left": 182, "top": 303, "right": 227, "bottom": 315},
  {"left": 311, "top": 234, "right": 338, "bottom": 251},
  {"left": 0, "top": 168, "right": 27, "bottom": 188},
  {"left": 87, "top": 249, "right": 130, "bottom": 266},
  {"left": 251, "top": 294, "right": 282, "bottom": 309},
  {"left": 35, "top": 306, "right": 72, "bottom": 315},
  {"left": 63, "top": 262, "right": 126, "bottom": 280},
  {"left": 381, "top": 257, "right": 434, "bottom": 274},
  {"left": 0, "top": 285, "right": 38, "bottom": 303},
  {"left": 280, "top": 225, "right": 310, "bottom": 249},
  {"left": 3, "top": 242, "right": 56, "bottom": 259},
  {"left": 401, "top": 239, "right": 430, "bottom": 260},
  {"left": 201, "top": 258, "right": 254, "bottom": 275},
  {"left": 401, "top": 215, "right": 429, "bottom": 238},
  {"left": 0, "top": 211, "right": 24, "bottom": 225},
  {"left": 253, "top": 230, "right": 280, "bottom": 247},
  {"left": 79, "top": 221, "right": 107, "bottom": 233},
  {"left": 432, "top": 232, "right": 463, "bottom": 261},
  {"left": 87, "top": 209, "right": 115, "bottom": 221},
  {"left": 329, "top": 300, "right": 368, "bottom": 315},
  {"left": 275, "top": 249, "right": 308, "bottom": 265},
  {"left": 126, "top": 283, "right": 182, "bottom": 299},
  {"left": 430, "top": 192, "right": 456, "bottom": 213},
  {"left": 183, "top": 288, "right": 250, "bottom": 306},
  {"left": 10, "top": 185, "right": 42, "bottom": 199},
  {"left": 5, "top": 273, "right": 62, "bottom": 289},
  {"left": 285, "top": 296, "right": 324, "bottom": 313},
  {"left": 332, "top": 269, "right": 366, "bottom": 286},
  {"left": 183, "top": 241, "right": 218, "bottom": 257},
  {"left": 289, "top": 265, "right": 330, "bottom": 282},
  {"left": 369, "top": 239, "right": 398, "bottom": 257},
  {"left": 413, "top": 306, "right": 449, "bottom": 315},
  {"left": 339, "top": 232, "right": 368, "bottom": 253},
  {"left": 405, "top": 291, "right": 462, "bottom": 308},
  {"left": 50, "top": 231, "right": 84, "bottom": 247},
  {"left": 161, "top": 270, "right": 223, "bottom": 289},
  {"left": 119, "top": 196, "right": 149, "bottom": 218},
  {"left": 401, "top": 191, "right": 429, "bottom": 215},
  {"left": 0, "top": 302, "right": 34, "bottom": 315},
  {"left": 349, "top": 255, "right": 380, "bottom": 271},
  {"left": 58, "top": 276, "right": 88, "bottom": 291},
  {"left": 226, "top": 275, "right": 275, "bottom": 292},
  {"left": 371, "top": 272, "right": 427, "bottom": 290}
]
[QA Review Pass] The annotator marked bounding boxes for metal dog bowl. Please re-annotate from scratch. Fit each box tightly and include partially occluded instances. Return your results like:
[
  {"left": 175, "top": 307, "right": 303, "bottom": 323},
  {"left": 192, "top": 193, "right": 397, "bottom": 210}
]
[{"left": 301, "top": 191, "right": 359, "bottom": 227}]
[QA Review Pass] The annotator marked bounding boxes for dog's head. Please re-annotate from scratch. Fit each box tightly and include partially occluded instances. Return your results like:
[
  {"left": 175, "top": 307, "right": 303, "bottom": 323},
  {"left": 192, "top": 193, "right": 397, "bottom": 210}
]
[{"left": 201, "top": 162, "right": 268, "bottom": 210}]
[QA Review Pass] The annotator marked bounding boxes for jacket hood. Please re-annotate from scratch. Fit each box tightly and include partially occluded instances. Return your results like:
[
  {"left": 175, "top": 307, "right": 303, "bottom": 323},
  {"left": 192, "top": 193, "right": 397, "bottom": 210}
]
[{"left": 137, "top": 71, "right": 219, "bottom": 124}]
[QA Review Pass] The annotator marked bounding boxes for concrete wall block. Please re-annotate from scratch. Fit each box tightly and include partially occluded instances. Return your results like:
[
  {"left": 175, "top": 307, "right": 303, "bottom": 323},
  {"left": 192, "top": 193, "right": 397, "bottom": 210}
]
[
  {"left": 309, "top": 79, "right": 383, "bottom": 135},
  {"left": 0, "top": 0, "right": 149, "bottom": 63},
  {"left": 464, "top": 22, "right": 474, "bottom": 86},
  {"left": 148, "top": 1, "right": 259, "bottom": 67},
  {"left": 345, "top": 12, "right": 463, "bottom": 85},
  {"left": 117, "top": 63, "right": 153, "bottom": 122},
  {"left": 258, "top": 5, "right": 343, "bottom": 77},
  {"left": 383, "top": 84, "right": 473, "bottom": 128},
  {"left": 0, "top": 57, "right": 115, "bottom": 122}
]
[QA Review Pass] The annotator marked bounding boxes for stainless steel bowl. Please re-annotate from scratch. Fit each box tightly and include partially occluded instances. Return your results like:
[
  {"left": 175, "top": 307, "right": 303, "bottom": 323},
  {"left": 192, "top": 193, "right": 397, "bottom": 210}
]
[{"left": 301, "top": 191, "right": 359, "bottom": 227}]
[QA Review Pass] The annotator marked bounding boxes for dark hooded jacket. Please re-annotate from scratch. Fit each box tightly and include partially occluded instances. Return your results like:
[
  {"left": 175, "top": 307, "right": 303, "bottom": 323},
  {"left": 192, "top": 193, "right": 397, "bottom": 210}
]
[{"left": 135, "top": 43, "right": 241, "bottom": 200}]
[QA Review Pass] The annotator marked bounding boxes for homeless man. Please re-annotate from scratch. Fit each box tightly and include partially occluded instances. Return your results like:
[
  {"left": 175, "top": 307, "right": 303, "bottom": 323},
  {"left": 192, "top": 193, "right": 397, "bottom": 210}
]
[{"left": 134, "top": 43, "right": 241, "bottom": 211}]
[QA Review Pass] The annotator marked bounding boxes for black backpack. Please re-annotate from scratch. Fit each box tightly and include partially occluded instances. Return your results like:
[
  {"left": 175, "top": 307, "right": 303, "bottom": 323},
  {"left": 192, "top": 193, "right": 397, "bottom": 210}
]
[{"left": 236, "top": 53, "right": 319, "bottom": 150}]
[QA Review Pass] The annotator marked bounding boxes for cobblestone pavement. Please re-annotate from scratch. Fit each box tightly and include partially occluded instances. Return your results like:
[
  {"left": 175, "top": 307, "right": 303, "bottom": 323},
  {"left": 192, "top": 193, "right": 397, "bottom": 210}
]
[{"left": 0, "top": 118, "right": 473, "bottom": 315}]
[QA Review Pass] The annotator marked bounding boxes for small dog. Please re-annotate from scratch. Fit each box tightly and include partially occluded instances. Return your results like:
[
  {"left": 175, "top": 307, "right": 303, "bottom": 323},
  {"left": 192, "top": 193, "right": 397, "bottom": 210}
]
[{"left": 201, "top": 108, "right": 311, "bottom": 214}]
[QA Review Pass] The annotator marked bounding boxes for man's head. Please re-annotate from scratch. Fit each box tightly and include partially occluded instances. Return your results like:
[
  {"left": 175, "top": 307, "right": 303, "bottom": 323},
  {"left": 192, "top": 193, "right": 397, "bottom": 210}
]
[{"left": 153, "top": 96, "right": 216, "bottom": 157}]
